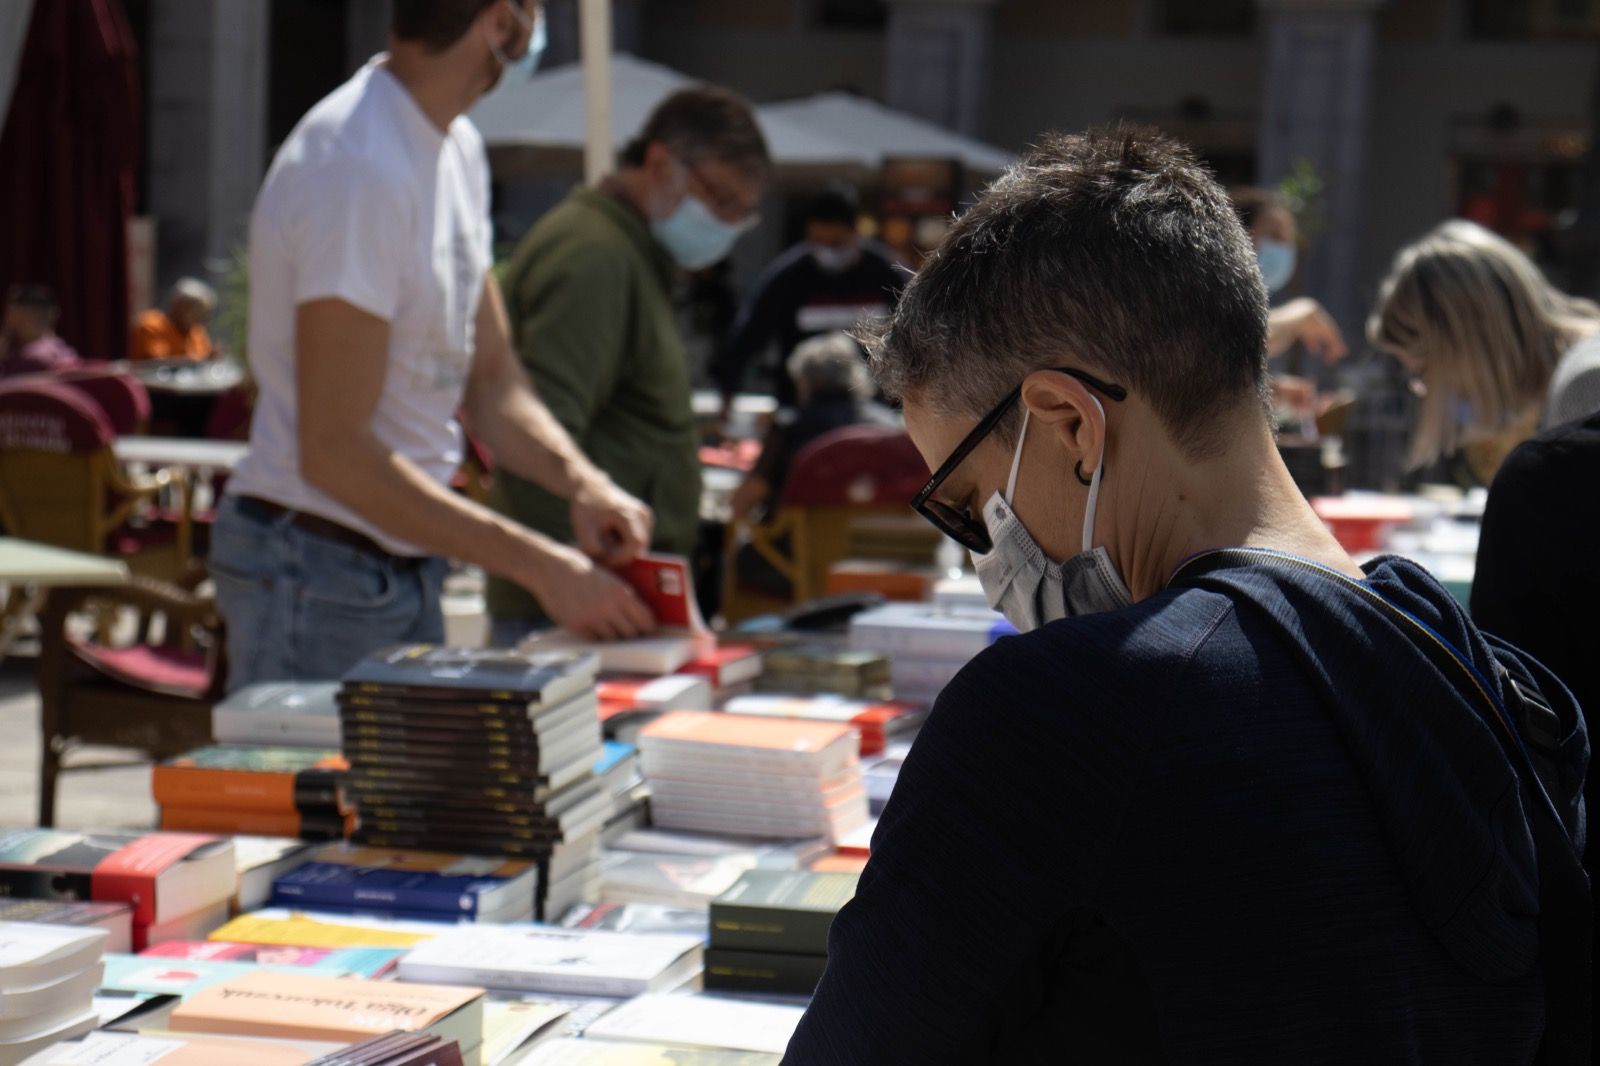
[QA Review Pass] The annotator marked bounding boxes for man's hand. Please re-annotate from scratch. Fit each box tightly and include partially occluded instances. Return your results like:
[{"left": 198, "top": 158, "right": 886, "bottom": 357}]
[
  {"left": 570, "top": 475, "right": 653, "bottom": 567},
  {"left": 524, "top": 542, "right": 656, "bottom": 640}
]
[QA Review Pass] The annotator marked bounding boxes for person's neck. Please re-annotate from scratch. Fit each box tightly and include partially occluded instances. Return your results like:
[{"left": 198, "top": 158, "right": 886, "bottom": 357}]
[
  {"left": 600, "top": 169, "right": 653, "bottom": 222},
  {"left": 1109, "top": 409, "right": 1361, "bottom": 599},
  {"left": 383, "top": 42, "right": 480, "bottom": 133}
]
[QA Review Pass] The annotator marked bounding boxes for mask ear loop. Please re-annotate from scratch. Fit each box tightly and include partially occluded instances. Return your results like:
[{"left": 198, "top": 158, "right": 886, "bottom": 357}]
[
  {"left": 1079, "top": 395, "right": 1107, "bottom": 553},
  {"left": 1003, "top": 408, "right": 1030, "bottom": 505}
]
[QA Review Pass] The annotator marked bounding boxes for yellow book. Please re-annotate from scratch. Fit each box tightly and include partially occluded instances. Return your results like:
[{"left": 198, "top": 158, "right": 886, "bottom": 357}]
[{"left": 207, "top": 908, "right": 448, "bottom": 950}]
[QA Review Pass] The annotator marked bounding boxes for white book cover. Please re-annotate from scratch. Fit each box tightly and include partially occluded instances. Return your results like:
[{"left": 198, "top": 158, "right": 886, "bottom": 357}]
[
  {"left": 397, "top": 926, "right": 704, "bottom": 998},
  {"left": 514, "top": 1037, "right": 780, "bottom": 1065},
  {"left": 211, "top": 681, "right": 340, "bottom": 748},
  {"left": 848, "top": 602, "right": 1013, "bottom": 659},
  {"left": 583, "top": 994, "right": 805, "bottom": 1056}
]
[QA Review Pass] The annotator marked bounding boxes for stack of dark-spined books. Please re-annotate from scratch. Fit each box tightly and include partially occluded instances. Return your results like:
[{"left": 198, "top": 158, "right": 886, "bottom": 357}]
[{"left": 336, "top": 645, "right": 609, "bottom": 920}]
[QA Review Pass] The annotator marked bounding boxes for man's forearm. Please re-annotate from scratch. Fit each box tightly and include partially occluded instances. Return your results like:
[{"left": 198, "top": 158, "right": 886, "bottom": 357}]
[
  {"left": 303, "top": 430, "right": 558, "bottom": 589},
  {"left": 466, "top": 379, "right": 606, "bottom": 500}
]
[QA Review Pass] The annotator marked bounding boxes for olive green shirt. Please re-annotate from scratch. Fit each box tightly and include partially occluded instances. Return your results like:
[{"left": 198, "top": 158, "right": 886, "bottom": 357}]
[{"left": 487, "top": 187, "right": 700, "bottom": 621}]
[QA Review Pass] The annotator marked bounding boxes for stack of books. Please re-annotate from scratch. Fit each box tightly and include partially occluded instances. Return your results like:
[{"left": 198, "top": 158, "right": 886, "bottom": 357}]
[
  {"left": 824, "top": 559, "right": 940, "bottom": 601},
  {"left": 596, "top": 674, "right": 713, "bottom": 745},
  {"left": 594, "top": 741, "right": 649, "bottom": 844},
  {"left": 721, "top": 694, "right": 920, "bottom": 756},
  {"left": 847, "top": 602, "right": 1015, "bottom": 704},
  {"left": 0, "top": 831, "right": 236, "bottom": 949},
  {"left": 337, "top": 645, "right": 609, "bottom": 919},
  {"left": 166, "top": 971, "right": 486, "bottom": 1064},
  {"left": 395, "top": 924, "right": 704, "bottom": 998},
  {"left": 307, "top": 1032, "right": 467, "bottom": 1066},
  {"left": 755, "top": 646, "right": 891, "bottom": 699},
  {"left": 676, "top": 644, "right": 763, "bottom": 703},
  {"left": 232, "top": 836, "right": 319, "bottom": 913},
  {"left": 638, "top": 712, "right": 868, "bottom": 842},
  {"left": 152, "top": 746, "right": 352, "bottom": 841},
  {"left": 706, "top": 869, "right": 858, "bottom": 996},
  {"left": 0, "top": 899, "right": 131, "bottom": 955},
  {"left": 0, "top": 921, "right": 106, "bottom": 1062},
  {"left": 211, "top": 681, "right": 341, "bottom": 749},
  {"left": 270, "top": 845, "right": 540, "bottom": 924}
]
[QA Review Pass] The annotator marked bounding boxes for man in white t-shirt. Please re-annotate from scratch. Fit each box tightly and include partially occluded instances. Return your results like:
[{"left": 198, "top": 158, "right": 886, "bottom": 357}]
[{"left": 214, "top": 0, "right": 656, "bottom": 688}]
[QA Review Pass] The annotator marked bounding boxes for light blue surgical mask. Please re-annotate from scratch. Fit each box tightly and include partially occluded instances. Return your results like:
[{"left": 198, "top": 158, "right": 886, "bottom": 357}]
[
  {"left": 1256, "top": 238, "right": 1297, "bottom": 295},
  {"left": 491, "top": 0, "right": 546, "bottom": 80},
  {"left": 652, "top": 184, "right": 754, "bottom": 270}
]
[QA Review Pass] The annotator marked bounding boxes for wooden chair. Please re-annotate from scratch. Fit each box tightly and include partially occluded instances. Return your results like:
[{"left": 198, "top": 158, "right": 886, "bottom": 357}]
[
  {"left": 722, "top": 425, "right": 940, "bottom": 624},
  {"left": 36, "top": 569, "right": 224, "bottom": 825},
  {"left": 0, "top": 379, "right": 190, "bottom": 580}
]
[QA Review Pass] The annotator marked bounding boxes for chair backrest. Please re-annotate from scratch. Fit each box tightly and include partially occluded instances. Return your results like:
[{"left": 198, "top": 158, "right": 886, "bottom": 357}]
[
  {"left": 779, "top": 425, "right": 930, "bottom": 508},
  {"left": 774, "top": 425, "right": 941, "bottom": 600},
  {"left": 0, "top": 380, "right": 116, "bottom": 550},
  {"left": 52, "top": 365, "right": 151, "bottom": 436},
  {"left": 204, "top": 383, "right": 255, "bottom": 441}
]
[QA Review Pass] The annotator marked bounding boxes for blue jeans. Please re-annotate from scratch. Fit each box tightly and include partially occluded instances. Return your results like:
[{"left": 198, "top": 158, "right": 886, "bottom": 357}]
[{"left": 210, "top": 495, "right": 447, "bottom": 691}]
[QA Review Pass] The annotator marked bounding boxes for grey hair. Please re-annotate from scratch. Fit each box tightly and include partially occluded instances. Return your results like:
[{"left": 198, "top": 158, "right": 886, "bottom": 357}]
[
  {"left": 787, "top": 331, "right": 873, "bottom": 404},
  {"left": 1368, "top": 219, "right": 1600, "bottom": 468},
  {"left": 172, "top": 277, "right": 216, "bottom": 308},
  {"left": 856, "top": 125, "right": 1269, "bottom": 456}
]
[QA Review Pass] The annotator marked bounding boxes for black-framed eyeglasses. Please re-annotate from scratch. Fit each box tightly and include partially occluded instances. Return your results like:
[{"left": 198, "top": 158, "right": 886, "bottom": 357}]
[{"left": 911, "top": 367, "right": 1128, "bottom": 554}]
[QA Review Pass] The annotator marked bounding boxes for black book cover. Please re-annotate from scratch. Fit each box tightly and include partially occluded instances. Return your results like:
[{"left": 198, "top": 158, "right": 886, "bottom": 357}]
[
  {"left": 704, "top": 947, "right": 829, "bottom": 996},
  {"left": 341, "top": 644, "right": 595, "bottom": 706},
  {"left": 709, "top": 869, "right": 859, "bottom": 956}
]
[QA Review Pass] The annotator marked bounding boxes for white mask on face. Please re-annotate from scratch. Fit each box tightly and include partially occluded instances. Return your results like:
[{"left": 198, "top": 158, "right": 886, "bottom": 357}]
[{"left": 971, "top": 404, "right": 1133, "bottom": 632}]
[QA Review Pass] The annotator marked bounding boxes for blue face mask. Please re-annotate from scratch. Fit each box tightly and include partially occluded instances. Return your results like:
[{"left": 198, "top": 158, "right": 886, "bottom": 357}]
[
  {"left": 652, "top": 187, "right": 753, "bottom": 270},
  {"left": 1256, "top": 238, "right": 1297, "bottom": 295},
  {"left": 491, "top": 0, "right": 546, "bottom": 80}
]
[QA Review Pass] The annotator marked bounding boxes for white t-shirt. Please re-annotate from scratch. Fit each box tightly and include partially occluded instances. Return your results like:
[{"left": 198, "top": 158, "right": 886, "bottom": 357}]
[{"left": 229, "top": 57, "right": 492, "bottom": 556}]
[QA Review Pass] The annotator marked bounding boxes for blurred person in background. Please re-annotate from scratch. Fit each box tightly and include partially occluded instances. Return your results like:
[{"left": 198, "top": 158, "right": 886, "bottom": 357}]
[
  {"left": 1368, "top": 218, "right": 1600, "bottom": 481},
  {"left": 129, "top": 277, "right": 217, "bottom": 360},
  {"left": 0, "top": 284, "right": 79, "bottom": 377},
  {"left": 214, "top": 0, "right": 656, "bottom": 689},
  {"left": 730, "top": 331, "right": 898, "bottom": 523},
  {"left": 1473, "top": 408, "right": 1600, "bottom": 967},
  {"left": 711, "top": 183, "right": 905, "bottom": 413},
  {"left": 724, "top": 331, "right": 899, "bottom": 602},
  {"left": 1231, "top": 186, "right": 1346, "bottom": 417},
  {"left": 487, "top": 87, "right": 770, "bottom": 645}
]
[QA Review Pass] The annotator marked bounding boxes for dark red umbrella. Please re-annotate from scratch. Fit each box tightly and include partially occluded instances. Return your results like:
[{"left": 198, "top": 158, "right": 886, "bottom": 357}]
[{"left": 0, "top": 0, "right": 139, "bottom": 361}]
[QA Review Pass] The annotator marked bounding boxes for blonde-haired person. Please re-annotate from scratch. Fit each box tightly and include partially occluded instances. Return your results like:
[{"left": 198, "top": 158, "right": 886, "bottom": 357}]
[{"left": 1369, "top": 219, "right": 1600, "bottom": 480}]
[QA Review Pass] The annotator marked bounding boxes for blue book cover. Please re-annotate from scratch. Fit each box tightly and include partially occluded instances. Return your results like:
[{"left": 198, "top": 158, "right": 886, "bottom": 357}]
[
  {"left": 593, "top": 740, "right": 636, "bottom": 777},
  {"left": 271, "top": 861, "right": 527, "bottom": 918}
]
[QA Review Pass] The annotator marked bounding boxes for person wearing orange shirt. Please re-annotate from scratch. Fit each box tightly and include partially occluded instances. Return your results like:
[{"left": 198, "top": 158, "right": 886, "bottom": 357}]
[{"left": 130, "top": 277, "right": 216, "bottom": 360}]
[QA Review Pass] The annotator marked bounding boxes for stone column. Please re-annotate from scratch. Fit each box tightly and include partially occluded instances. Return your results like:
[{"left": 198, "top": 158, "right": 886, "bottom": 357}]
[
  {"left": 1255, "top": 0, "right": 1387, "bottom": 334},
  {"left": 145, "top": 0, "right": 268, "bottom": 286},
  {"left": 883, "top": 0, "right": 1001, "bottom": 138}
]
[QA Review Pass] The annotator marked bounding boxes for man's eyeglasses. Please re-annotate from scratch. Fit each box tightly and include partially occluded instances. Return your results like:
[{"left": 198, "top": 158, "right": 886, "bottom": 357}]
[{"left": 911, "top": 367, "right": 1128, "bottom": 554}]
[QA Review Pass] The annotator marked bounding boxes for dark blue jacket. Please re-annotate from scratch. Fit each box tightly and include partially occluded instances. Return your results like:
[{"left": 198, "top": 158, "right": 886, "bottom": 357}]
[{"left": 784, "top": 556, "right": 1588, "bottom": 1064}]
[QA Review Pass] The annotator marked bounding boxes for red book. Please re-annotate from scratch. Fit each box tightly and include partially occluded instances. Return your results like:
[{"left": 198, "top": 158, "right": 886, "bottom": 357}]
[
  {"left": 621, "top": 554, "right": 709, "bottom": 634},
  {"left": 677, "top": 645, "right": 763, "bottom": 689},
  {"left": 0, "top": 829, "right": 236, "bottom": 946}
]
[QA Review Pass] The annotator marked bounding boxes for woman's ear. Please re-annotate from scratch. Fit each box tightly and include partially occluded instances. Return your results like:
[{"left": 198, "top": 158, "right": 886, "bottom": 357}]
[{"left": 1020, "top": 368, "right": 1106, "bottom": 474}]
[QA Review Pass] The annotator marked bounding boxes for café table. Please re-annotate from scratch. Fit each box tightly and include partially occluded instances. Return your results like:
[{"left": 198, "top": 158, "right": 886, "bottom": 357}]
[{"left": 0, "top": 538, "right": 129, "bottom": 659}]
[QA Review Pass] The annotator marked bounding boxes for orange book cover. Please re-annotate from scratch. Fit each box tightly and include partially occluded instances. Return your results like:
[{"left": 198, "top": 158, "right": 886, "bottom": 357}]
[
  {"left": 825, "top": 562, "right": 936, "bottom": 602},
  {"left": 640, "top": 711, "right": 854, "bottom": 755},
  {"left": 169, "top": 969, "right": 482, "bottom": 1044},
  {"left": 153, "top": 752, "right": 348, "bottom": 813},
  {"left": 811, "top": 853, "right": 870, "bottom": 874}
]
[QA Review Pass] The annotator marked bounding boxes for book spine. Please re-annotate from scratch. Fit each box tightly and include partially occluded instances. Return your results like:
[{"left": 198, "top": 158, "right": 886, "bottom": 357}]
[
  {"left": 161, "top": 807, "right": 304, "bottom": 838},
  {"left": 396, "top": 961, "right": 642, "bottom": 998},
  {"left": 709, "top": 903, "right": 839, "bottom": 956}
]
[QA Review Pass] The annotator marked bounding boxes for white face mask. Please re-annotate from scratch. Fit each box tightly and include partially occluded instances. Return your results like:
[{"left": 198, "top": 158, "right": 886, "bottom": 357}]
[{"left": 972, "top": 405, "right": 1133, "bottom": 632}]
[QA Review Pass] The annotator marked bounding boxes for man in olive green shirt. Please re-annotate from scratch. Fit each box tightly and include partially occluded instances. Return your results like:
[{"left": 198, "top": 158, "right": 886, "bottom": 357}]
[{"left": 489, "top": 87, "right": 771, "bottom": 640}]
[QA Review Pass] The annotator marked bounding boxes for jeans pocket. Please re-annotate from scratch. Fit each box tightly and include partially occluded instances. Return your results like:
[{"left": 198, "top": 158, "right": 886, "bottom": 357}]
[{"left": 298, "top": 546, "right": 404, "bottom": 613}]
